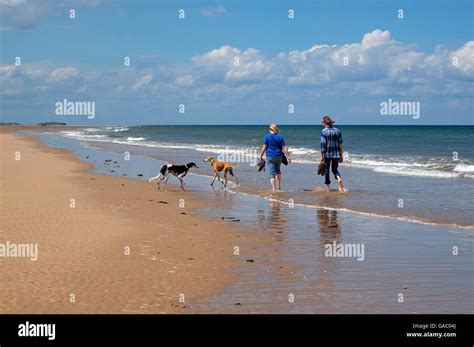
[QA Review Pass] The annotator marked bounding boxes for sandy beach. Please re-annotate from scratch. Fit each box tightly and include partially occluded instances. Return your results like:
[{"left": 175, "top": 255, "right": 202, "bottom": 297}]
[
  {"left": 1, "top": 126, "right": 472, "bottom": 314},
  {"left": 0, "top": 128, "right": 248, "bottom": 313}
]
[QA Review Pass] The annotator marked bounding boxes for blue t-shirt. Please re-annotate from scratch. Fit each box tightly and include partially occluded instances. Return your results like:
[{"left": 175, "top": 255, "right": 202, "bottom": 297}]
[{"left": 264, "top": 133, "right": 286, "bottom": 158}]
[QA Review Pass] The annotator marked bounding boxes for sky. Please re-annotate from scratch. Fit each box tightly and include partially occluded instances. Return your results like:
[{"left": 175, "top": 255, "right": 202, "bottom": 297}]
[{"left": 1, "top": 0, "right": 473, "bottom": 125}]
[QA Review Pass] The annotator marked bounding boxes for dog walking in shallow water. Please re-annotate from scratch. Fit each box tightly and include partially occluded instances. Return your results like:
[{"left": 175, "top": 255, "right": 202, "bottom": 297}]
[
  {"left": 148, "top": 162, "right": 198, "bottom": 191},
  {"left": 203, "top": 156, "right": 239, "bottom": 188}
]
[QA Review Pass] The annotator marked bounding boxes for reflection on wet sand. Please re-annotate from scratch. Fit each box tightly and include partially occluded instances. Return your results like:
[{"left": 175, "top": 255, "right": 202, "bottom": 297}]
[
  {"left": 314, "top": 209, "right": 341, "bottom": 295},
  {"left": 317, "top": 209, "right": 341, "bottom": 242},
  {"left": 193, "top": 185, "right": 473, "bottom": 314},
  {"left": 257, "top": 201, "right": 287, "bottom": 236}
]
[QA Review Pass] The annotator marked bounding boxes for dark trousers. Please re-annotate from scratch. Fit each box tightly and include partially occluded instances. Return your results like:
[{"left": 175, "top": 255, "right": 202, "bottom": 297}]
[{"left": 324, "top": 158, "right": 341, "bottom": 185}]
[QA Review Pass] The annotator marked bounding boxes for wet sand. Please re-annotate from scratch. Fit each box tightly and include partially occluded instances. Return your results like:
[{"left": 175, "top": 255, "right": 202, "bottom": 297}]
[{"left": 194, "top": 196, "right": 473, "bottom": 313}]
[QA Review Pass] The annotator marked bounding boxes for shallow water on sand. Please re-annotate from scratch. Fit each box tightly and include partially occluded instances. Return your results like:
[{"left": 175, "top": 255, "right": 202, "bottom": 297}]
[
  {"left": 56, "top": 126, "right": 474, "bottom": 228},
  {"left": 193, "top": 194, "right": 473, "bottom": 313},
  {"left": 29, "top": 131, "right": 474, "bottom": 313}
]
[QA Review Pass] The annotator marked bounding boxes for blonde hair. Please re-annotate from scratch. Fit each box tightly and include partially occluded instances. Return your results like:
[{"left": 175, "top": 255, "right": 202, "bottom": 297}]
[{"left": 269, "top": 123, "right": 280, "bottom": 133}]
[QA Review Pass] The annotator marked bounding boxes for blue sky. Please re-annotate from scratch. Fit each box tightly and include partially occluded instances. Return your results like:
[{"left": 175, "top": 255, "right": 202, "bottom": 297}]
[{"left": 1, "top": 0, "right": 473, "bottom": 125}]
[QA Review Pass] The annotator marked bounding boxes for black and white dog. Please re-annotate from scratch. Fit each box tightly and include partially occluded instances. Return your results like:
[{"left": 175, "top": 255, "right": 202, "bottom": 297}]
[{"left": 148, "top": 162, "right": 198, "bottom": 191}]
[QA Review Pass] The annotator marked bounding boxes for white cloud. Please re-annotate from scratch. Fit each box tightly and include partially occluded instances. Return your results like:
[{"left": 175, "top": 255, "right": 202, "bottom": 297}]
[
  {"left": 1, "top": 29, "right": 473, "bottom": 123},
  {"left": 0, "top": 0, "right": 104, "bottom": 30},
  {"left": 449, "top": 41, "right": 474, "bottom": 78},
  {"left": 50, "top": 66, "right": 79, "bottom": 82},
  {"left": 175, "top": 75, "right": 194, "bottom": 87},
  {"left": 3, "top": 30, "right": 473, "bottom": 95},
  {"left": 132, "top": 74, "right": 153, "bottom": 91},
  {"left": 192, "top": 46, "right": 273, "bottom": 82},
  {"left": 361, "top": 29, "right": 391, "bottom": 47},
  {"left": 0, "top": 0, "right": 26, "bottom": 7},
  {"left": 200, "top": 5, "right": 226, "bottom": 17}
]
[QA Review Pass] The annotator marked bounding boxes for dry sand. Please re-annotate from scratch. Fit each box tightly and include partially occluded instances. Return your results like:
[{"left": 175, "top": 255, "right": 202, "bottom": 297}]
[{"left": 0, "top": 129, "right": 248, "bottom": 313}]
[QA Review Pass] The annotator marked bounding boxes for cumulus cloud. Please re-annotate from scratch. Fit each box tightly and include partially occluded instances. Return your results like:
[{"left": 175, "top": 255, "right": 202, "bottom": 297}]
[
  {"left": 184, "top": 29, "right": 473, "bottom": 93},
  {"left": 361, "top": 29, "right": 391, "bottom": 47},
  {"left": 191, "top": 46, "right": 273, "bottom": 83},
  {"left": 1, "top": 29, "right": 473, "bottom": 122},
  {"left": 3, "top": 29, "right": 471, "bottom": 96},
  {"left": 449, "top": 41, "right": 474, "bottom": 79}
]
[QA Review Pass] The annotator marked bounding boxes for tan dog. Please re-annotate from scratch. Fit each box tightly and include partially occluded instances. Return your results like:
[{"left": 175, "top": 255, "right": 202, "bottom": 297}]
[{"left": 203, "top": 156, "right": 239, "bottom": 187}]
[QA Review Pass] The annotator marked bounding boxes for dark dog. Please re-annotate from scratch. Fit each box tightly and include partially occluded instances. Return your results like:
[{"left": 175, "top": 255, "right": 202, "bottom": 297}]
[{"left": 149, "top": 162, "right": 198, "bottom": 191}]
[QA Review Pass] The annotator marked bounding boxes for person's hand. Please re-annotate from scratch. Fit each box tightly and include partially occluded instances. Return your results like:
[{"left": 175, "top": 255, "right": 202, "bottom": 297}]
[
  {"left": 287, "top": 156, "right": 292, "bottom": 164},
  {"left": 339, "top": 157, "right": 343, "bottom": 163}
]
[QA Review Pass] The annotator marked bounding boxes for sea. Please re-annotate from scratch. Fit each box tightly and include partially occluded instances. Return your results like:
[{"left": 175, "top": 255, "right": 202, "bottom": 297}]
[{"left": 56, "top": 125, "right": 474, "bottom": 229}]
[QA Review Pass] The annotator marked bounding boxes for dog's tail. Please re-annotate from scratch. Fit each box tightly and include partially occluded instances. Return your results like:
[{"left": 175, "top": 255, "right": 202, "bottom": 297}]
[{"left": 148, "top": 165, "right": 167, "bottom": 182}]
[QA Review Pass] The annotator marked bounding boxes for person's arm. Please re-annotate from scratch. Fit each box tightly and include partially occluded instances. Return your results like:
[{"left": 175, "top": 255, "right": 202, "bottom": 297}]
[
  {"left": 338, "top": 130, "right": 343, "bottom": 163},
  {"left": 259, "top": 144, "right": 267, "bottom": 160},
  {"left": 280, "top": 137, "right": 291, "bottom": 163},
  {"left": 283, "top": 146, "right": 291, "bottom": 164},
  {"left": 260, "top": 135, "right": 269, "bottom": 160},
  {"left": 320, "top": 131, "right": 327, "bottom": 162},
  {"left": 339, "top": 144, "right": 343, "bottom": 163}
]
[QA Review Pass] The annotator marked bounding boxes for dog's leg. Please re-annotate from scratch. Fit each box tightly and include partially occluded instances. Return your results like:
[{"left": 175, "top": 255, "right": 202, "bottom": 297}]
[
  {"left": 161, "top": 174, "right": 170, "bottom": 190},
  {"left": 178, "top": 173, "right": 186, "bottom": 191},
  {"left": 211, "top": 172, "right": 218, "bottom": 186},
  {"left": 229, "top": 168, "right": 239, "bottom": 186},
  {"left": 149, "top": 173, "right": 163, "bottom": 190},
  {"left": 223, "top": 170, "right": 228, "bottom": 187},
  {"left": 158, "top": 173, "right": 168, "bottom": 190},
  {"left": 215, "top": 172, "right": 226, "bottom": 185}
]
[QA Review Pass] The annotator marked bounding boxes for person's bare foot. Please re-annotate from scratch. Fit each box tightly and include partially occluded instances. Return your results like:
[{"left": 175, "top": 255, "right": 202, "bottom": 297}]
[
  {"left": 337, "top": 177, "right": 345, "bottom": 192},
  {"left": 326, "top": 184, "right": 331, "bottom": 192}
]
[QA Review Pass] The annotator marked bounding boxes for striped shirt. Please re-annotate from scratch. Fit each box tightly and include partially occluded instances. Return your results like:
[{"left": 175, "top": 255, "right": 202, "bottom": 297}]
[{"left": 320, "top": 126, "right": 343, "bottom": 159}]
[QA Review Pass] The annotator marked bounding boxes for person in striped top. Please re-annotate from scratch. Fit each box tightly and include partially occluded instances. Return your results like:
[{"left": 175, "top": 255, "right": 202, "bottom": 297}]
[{"left": 320, "top": 116, "right": 345, "bottom": 192}]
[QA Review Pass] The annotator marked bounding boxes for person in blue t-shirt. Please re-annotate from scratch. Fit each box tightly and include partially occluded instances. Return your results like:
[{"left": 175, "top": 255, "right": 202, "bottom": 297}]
[{"left": 259, "top": 123, "right": 291, "bottom": 192}]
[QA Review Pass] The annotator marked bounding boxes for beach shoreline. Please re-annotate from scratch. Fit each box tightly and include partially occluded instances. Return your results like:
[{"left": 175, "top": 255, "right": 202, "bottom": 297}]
[
  {"left": 0, "top": 126, "right": 252, "bottom": 313},
  {"left": 40, "top": 124, "right": 474, "bottom": 229},
  {"left": 1, "top": 126, "right": 472, "bottom": 314}
]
